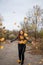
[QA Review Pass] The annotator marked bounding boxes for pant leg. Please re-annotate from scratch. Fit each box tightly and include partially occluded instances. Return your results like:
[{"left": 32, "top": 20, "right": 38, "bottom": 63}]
[
  {"left": 18, "top": 44, "right": 22, "bottom": 60},
  {"left": 21, "top": 44, "right": 26, "bottom": 64},
  {"left": 22, "top": 51, "right": 24, "bottom": 64}
]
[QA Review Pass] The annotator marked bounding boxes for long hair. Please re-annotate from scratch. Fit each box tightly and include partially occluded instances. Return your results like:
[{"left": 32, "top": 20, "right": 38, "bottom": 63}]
[{"left": 18, "top": 29, "right": 24, "bottom": 39}]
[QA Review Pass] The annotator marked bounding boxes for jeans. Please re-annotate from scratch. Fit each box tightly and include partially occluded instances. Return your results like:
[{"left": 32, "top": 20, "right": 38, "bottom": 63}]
[{"left": 18, "top": 44, "right": 26, "bottom": 64}]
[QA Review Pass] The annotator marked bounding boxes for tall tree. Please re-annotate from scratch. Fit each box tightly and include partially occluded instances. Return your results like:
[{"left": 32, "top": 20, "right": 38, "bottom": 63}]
[{"left": 27, "top": 5, "right": 43, "bottom": 41}]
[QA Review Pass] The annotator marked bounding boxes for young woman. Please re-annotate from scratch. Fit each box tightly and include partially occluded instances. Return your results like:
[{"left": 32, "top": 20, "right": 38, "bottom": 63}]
[{"left": 11, "top": 29, "right": 32, "bottom": 65}]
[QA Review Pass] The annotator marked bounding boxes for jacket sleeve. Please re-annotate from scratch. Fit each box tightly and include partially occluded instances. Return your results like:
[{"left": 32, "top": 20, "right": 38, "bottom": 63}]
[{"left": 11, "top": 36, "right": 18, "bottom": 42}]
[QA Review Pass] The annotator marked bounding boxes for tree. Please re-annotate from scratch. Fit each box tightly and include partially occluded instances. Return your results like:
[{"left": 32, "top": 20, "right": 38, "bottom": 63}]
[
  {"left": 27, "top": 5, "right": 43, "bottom": 41},
  {"left": 20, "top": 17, "right": 30, "bottom": 34}
]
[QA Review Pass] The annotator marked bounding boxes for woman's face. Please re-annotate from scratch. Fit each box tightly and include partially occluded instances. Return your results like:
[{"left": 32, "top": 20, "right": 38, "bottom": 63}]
[{"left": 20, "top": 31, "right": 24, "bottom": 35}]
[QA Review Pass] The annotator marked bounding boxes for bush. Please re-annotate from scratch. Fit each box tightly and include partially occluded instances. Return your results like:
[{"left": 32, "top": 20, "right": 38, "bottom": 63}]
[
  {"left": 39, "top": 30, "right": 43, "bottom": 38},
  {"left": 9, "top": 34, "right": 15, "bottom": 40}
]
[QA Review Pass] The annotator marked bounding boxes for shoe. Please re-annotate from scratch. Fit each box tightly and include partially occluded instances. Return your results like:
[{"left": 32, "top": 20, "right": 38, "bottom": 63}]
[
  {"left": 21, "top": 62, "right": 24, "bottom": 65},
  {"left": 21, "top": 63, "right": 23, "bottom": 65},
  {"left": 17, "top": 60, "right": 21, "bottom": 64}
]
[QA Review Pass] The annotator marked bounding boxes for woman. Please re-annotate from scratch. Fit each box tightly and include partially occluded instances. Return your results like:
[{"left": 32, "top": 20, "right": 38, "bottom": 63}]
[{"left": 11, "top": 29, "right": 32, "bottom": 65}]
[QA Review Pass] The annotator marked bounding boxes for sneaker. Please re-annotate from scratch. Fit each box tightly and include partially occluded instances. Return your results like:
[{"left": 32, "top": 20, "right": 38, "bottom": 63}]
[
  {"left": 17, "top": 60, "right": 21, "bottom": 64},
  {"left": 21, "top": 63, "right": 23, "bottom": 65},
  {"left": 21, "top": 62, "right": 24, "bottom": 65}
]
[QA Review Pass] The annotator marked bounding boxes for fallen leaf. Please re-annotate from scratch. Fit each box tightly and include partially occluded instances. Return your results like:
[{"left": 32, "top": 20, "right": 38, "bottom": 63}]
[
  {"left": 0, "top": 46, "right": 4, "bottom": 49},
  {"left": 36, "top": 46, "right": 38, "bottom": 49},
  {"left": 28, "top": 63, "right": 31, "bottom": 65},
  {"left": 38, "top": 61, "right": 42, "bottom": 64}
]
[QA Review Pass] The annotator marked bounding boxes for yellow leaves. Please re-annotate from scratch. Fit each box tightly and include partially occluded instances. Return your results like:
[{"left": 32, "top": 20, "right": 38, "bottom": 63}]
[
  {"left": 0, "top": 46, "right": 4, "bottom": 49},
  {"left": 36, "top": 46, "right": 38, "bottom": 49},
  {"left": 0, "top": 38, "right": 5, "bottom": 42},
  {"left": 19, "top": 40, "right": 24, "bottom": 44},
  {"left": 18, "top": 40, "right": 27, "bottom": 44},
  {"left": 24, "top": 40, "right": 27, "bottom": 43},
  {"left": 28, "top": 63, "right": 31, "bottom": 65},
  {"left": 17, "top": 60, "right": 21, "bottom": 63},
  {"left": 0, "top": 38, "right": 5, "bottom": 49},
  {"left": 28, "top": 60, "right": 43, "bottom": 65},
  {"left": 24, "top": 33, "right": 28, "bottom": 37},
  {"left": 38, "top": 59, "right": 43, "bottom": 64},
  {"left": 38, "top": 61, "right": 42, "bottom": 64}
]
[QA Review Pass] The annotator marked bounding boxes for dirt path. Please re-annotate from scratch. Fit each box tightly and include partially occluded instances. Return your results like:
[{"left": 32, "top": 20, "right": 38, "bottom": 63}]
[{"left": 0, "top": 41, "right": 43, "bottom": 65}]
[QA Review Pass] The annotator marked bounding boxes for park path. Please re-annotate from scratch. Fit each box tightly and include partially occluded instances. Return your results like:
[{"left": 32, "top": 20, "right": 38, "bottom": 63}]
[{"left": 0, "top": 41, "right": 43, "bottom": 65}]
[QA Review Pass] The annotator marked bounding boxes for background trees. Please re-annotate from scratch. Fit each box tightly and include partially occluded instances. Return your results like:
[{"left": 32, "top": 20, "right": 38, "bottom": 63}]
[
  {"left": 27, "top": 5, "right": 43, "bottom": 41},
  {"left": 20, "top": 5, "right": 43, "bottom": 41}
]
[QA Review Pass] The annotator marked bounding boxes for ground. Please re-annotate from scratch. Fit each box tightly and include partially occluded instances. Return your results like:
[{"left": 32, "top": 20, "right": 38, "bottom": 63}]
[{"left": 0, "top": 41, "right": 43, "bottom": 65}]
